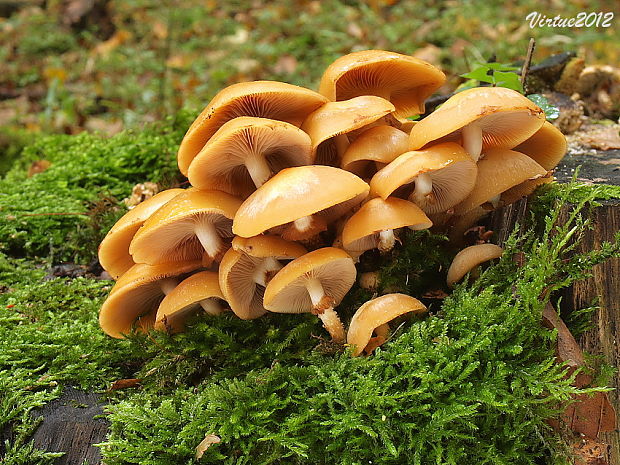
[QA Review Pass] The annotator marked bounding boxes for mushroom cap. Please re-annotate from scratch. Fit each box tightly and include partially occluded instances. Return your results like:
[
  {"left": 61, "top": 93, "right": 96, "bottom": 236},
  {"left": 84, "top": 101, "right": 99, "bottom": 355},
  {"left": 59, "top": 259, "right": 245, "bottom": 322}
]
[
  {"left": 98, "top": 189, "right": 184, "bottom": 279},
  {"left": 370, "top": 142, "right": 477, "bottom": 214},
  {"left": 300, "top": 96, "right": 396, "bottom": 166},
  {"left": 187, "top": 117, "right": 313, "bottom": 198},
  {"left": 233, "top": 166, "right": 369, "bottom": 238},
  {"left": 99, "top": 259, "right": 202, "bottom": 338},
  {"left": 342, "top": 197, "right": 432, "bottom": 252},
  {"left": 263, "top": 247, "right": 356, "bottom": 314},
  {"left": 340, "top": 126, "right": 409, "bottom": 177},
  {"left": 231, "top": 235, "right": 307, "bottom": 259},
  {"left": 446, "top": 243, "right": 503, "bottom": 287},
  {"left": 178, "top": 81, "right": 328, "bottom": 175},
  {"left": 453, "top": 148, "right": 547, "bottom": 214},
  {"left": 319, "top": 50, "right": 446, "bottom": 118},
  {"left": 513, "top": 121, "right": 567, "bottom": 170},
  {"left": 130, "top": 189, "right": 241, "bottom": 264},
  {"left": 154, "top": 271, "right": 225, "bottom": 332},
  {"left": 408, "top": 87, "right": 546, "bottom": 151},
  {"left": 347, "top": 293, "right": 427, "bottom": 356}
]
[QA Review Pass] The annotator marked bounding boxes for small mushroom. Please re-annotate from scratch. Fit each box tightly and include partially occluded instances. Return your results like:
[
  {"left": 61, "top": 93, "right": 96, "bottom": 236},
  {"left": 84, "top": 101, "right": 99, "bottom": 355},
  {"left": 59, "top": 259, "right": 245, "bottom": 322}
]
[
  {"left": 446, "top": 243, "right": 503, "bottom": 287},
  {"left": 408, "top": 87, "right": 546, "bottom": 161},
  {"left": 219, "top": 235, "right": 307, "bottom": 320},
  {"left": 347, "top": 293, "right": 427, "bottom": 356},
  {"left": 513, "top": 121, "right": 567, "bottom": 170},
  {"left": 319, "top": 50, "right": 446, "bottom": 119},
  {"left": 342, "top": 197, "right": 432, "bottom": 257},
  {"left": 178, "top": 81, "right": 328, "bottom": 175},
  {"left": 99, "top": 260, "right": 202, "bottom": 338},
  {"left": 98, "top": 188, "right": 184, "bottom": 279},
  {"left": 233, "top": 166, "right": 369, "bottom": 241},
  {"left": 155, "top": 271, "right": 227, "bottom": 333},
  {"left": 453, "top": 148, "right": 547, "bottom": 215},
  {"left": 263, "top": 247, "right": 356, "bottom": 342},
  {"left": 130, "top": 189, "right": 241, "bottom": 265},
  {"left": 187, "top": 117, "right": 312, "bottom": 198},
  {"left": 300, "top": 96, "right": 397, "bottom": 166},
  {"left": 340, "top": 126, "right": 409, "bottom": 179},
  {"left": 370, "top": 142, "right": 477, "bottom": 214}
]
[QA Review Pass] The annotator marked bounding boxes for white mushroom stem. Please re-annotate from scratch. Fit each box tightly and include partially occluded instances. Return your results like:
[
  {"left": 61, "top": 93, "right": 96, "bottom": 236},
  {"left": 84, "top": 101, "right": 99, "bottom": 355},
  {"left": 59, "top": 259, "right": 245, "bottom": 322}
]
[
  {"left": 294, "top": 216, "right": 314, "bottom": 233},
  {"left": 411, "top": 172, "right": 433, "bottom": 205},
  {"left": 488, "top": 194, "right": 501, "bottom": 209},
  {"left": 305, "top": 277, "right": 345, "bottom": 343},
  {"left": 245, "top": 155, "right": 272, "bottom": 188},
  {"left": 462, "top": 122, "right": 483, "bottom": 161},
  {"left": 378, "top": 229, "right": 396, "bottom": 253},
  {"left": 252, "top": 257, "right": 283, "bottom": 287},
  {"left": 159, "top": 278, "right": 178, "bottom": 296},
  {"left": 199, "top": 298, "right": 226, "bottom": 316},
  {"left": 195, "top": 219, "right": 223, "bottom": 258}
]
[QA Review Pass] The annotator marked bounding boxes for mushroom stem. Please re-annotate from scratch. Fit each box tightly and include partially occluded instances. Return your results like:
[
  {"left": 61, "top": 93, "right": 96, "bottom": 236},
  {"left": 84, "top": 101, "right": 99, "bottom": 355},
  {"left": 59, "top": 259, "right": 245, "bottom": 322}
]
[
  {"left": 462, "top": 122, "right": 483, "bottom": 161},
  {"left": 378, "top": 229, "right": 396, "bottom": 253},
  {"left": 364, "top": 323, "right": 390, "bottom": 355},
  {"left": 159, "top": 278, "right": 178, "bottom": 295},
  {"left": 411, "top": 172, "right": 433, "bottom": 205},
  {"left": 195, "top": 219, "right": 224, "bottom": 259},
  {"left": 199, "top": 298, "right": 225, "bottom": 316},
  {"left": 282, "top": 215, "right": 328, "bottom": 241},
  {"left": 488, "top": 194, "right": 501, "bottom": 209},
  {"left": 252, "top": 257, "right": 283, "bottom": 287},
  {"left": 305, "top": 277, "right": 346, "bottom": 342},
  {"left": 245, "top": 155, "right": 272, "bottom": 188},
  {"left": 294, "top": 216, "right": 315, "bottom": 233}
]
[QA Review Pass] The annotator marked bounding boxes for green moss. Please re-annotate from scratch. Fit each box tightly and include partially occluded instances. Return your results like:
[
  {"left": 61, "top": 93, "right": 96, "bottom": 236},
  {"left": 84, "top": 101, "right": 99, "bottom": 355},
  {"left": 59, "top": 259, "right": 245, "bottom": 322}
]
[{"left": 0, "top": 112, "right": 193, "bottom": 262}]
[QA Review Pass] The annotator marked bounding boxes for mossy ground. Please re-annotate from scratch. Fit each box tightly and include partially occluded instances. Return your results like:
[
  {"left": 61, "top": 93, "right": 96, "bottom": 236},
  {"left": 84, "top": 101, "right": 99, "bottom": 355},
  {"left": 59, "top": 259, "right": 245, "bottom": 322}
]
[{"left": 1, "top": 121, "right": 620, "bottom": 464}]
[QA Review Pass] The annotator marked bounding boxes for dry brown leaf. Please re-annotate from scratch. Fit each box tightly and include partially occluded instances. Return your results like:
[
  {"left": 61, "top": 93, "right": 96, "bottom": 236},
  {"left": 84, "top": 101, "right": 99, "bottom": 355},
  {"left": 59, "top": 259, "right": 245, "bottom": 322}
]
[
  {"left": 28, "top": 160, "right": 51, "bottom": 177},
  {"left": 92, "top": 30, "right": 132, "bottom": 57},
  {"left": 153, "top": 20, "right": 168, "bottom": 40},
  {"left": 578, "top": 125, "right": 620, "bottom": 151},
  {"left": 109, "top": 378, "right": 141, "bottom": 390},
  {"left": 195, "top": 434, "right": 221, "bottom": 459},
  {"left": 571, "top": 436, "right": 609, "bottom": 465}
]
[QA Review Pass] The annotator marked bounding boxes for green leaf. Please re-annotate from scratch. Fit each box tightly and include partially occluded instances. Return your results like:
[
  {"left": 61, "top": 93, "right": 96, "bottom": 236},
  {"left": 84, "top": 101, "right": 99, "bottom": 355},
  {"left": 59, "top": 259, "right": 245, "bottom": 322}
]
[
  {"left": 460, "top": 67, "right": 494, "bottom": 83},
  {"left": 493, "top": 71, "right": 523, "bottom": 93},
  {"left": 527, "top": 94, "right": 560, "bottom": 121}
]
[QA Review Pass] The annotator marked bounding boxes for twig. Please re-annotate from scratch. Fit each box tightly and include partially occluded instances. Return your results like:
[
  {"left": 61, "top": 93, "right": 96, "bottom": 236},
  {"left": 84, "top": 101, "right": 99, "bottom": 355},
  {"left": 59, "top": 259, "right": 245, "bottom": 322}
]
[{"left": 521, "top": 38, "right": 536, "bottom": 93}]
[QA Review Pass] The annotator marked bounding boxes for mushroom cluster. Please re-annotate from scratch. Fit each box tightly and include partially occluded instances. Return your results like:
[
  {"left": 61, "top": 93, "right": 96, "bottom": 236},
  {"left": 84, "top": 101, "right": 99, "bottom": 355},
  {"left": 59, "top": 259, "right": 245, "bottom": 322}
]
[{"left": 98, "top": 50, "right": 567, "bottom": 356}]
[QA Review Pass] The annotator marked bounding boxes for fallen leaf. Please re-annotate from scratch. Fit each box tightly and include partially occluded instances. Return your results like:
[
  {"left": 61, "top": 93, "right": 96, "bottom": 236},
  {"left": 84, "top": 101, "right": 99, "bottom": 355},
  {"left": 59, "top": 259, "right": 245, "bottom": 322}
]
[
  {"left": 27, "top": 160, "right": 51, "bottom": 177},
  {"left": 571, "top": 436, "right": 609, "bottom": 465},
  {"left": 92, "top": 30, "right": 132, "bottom": 57},
  {"left": 109, "top": 378, "right": 141, "bottom": 390},
  {"left": 195, "top": 434, "right": 221, "bottom": 459}
]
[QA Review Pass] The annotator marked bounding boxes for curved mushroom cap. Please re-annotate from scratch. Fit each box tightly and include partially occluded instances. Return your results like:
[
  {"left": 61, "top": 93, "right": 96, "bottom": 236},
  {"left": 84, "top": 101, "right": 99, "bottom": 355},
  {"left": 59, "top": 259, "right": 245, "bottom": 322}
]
[
  {"left": 340, "top": 126, "right": 409, "bottom": 177},
  {"left": 342, "top": 197, "right": 432, "bottom": 253},
  {"left": 513, "top": 121, "right": 567, "bottom": 170},
  {"left": 219, "top": 236, "right": 306, "bottom": 320},
  {"left": 178, "top": 81, "right": 328, "bottom": 175},
  {"left": 370, "top": 142, "right": 477, "bottom": 214},
  {"left": 98, "top": 189, "right": 184, "bottom": 279},
  {"left": 300, "top": 96, "right": 396, "bottom": 166},
  {"left": 453, "top": 148, "right": 547, "bottom": 214},
  {"left": 347, "top": 293, "right": 427, "bottom": 356},
  {"left": 155, "top": 271, "right": 225, "bottom": 333},
  {"left": 446, "top": 243, "right": 503, "bottom": 287},
  {"left": 319, "top": 50, "right": 446, "bottom": 119},
  {"left": 130, "top": 189, "right": 241, "bottom": 264},
  {"left": 408, "top": 87, "right": 545, "bottom": 152},
  {"left": 188, "top": 117, "right": 312, "bottom": 198},
  {"left": 264, "top": 247, "right": 356, "bottom": 314},
  {"left": 233, "top": 166, "right": 369, "bottom": 238},
  {"left": 99, "top": 260, "right": 202, "bottom": 338}
]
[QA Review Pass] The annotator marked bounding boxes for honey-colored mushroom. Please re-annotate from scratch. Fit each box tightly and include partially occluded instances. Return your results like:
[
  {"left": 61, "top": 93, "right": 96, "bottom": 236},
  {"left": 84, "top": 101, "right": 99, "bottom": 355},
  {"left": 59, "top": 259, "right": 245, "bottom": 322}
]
[{"left": 446, "top": 244, "right": 503, "bottom": 287}]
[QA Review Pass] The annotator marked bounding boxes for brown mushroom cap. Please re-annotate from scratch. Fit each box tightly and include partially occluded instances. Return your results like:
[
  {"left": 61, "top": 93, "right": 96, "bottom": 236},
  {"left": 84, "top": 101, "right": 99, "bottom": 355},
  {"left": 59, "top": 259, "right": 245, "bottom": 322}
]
[
  {"left": 155, "top": 271, "right": 226, "bottom": 333},
  {"left": 187, "top": 117, "right": 313, "bottom": 198},
  {"left": 513, "top": 121, "right": 567, "bottom": 170},
  {"left": 233, "top": 166, "right": 369, "bottom": 239},
  {"left": 130, "top": 189, "right": 241, "bottom": 264},
  {"left": 446, "top": 243, "right": 503, "bottom": 287},
  {"left": 347, "top": 293, "right": 427, "bottom": 356},
  {"left": 342, "top": 197, "right": 432, "bottom": 255},
  {"left": 408, "top": 87, "right": 545, "bottom": 160},
  {"left": 98, "top": 189, "right": 184, "bottom": 279},
  {"left": 453, "top": 148, "right": 547, "bottom": 214},
  {"left": 370, "top": 142, "right": 477, "bottom": 214},
  {"left": 264, "top": 247, "right": 356, "bottom": 341},
  {"left": 219, "top": 236, "right": 307, "bottom": 320},
  {"left": 178, "top": 81, "right": 328, "bottom": 175},
  {"left": 340, "top": 126, "right": 409, "bottom": 178},
  {"left": 99, "top": 260, "right": 202, "bottom": 338},
  {"left": 319, "top": 50, "right": 446, "bottom": 119},
  {"left": 300, "top": 96, "right": 396, "bottom": 166}
]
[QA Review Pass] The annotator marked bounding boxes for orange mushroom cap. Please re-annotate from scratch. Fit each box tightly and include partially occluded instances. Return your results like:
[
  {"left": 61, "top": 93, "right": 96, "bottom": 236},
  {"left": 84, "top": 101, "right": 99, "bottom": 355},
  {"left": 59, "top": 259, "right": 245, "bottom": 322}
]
[
  {"left": 446, "top": 244, "right": 503, "bottom": 287},
  {"left": 513, "top": 121, "right": 567, "bottom": 170}
]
